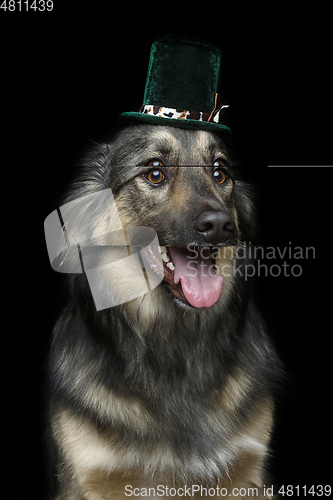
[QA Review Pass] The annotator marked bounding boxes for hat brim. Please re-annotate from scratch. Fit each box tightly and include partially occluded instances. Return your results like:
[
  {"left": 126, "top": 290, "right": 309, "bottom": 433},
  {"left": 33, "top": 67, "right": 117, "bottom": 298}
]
[{"left": 119, "top": 112, "right": 231, "bottom": 134}]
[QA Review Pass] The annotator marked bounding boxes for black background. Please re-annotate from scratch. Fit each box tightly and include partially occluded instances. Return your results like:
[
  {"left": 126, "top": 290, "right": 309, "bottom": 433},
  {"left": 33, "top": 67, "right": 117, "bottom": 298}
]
[{"left": 2, "top": 4, "right": 332, "bottom": 499}]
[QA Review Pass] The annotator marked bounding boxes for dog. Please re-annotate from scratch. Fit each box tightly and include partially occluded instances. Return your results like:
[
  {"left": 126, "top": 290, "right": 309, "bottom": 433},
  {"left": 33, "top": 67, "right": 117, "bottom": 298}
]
[{"left": 46, "top": 124, "right": 283, "bottom": 499}]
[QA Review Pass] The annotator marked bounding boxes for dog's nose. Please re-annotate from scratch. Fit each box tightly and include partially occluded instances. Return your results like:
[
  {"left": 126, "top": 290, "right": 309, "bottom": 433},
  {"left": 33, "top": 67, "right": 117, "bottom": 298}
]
[{"left": 195, "top": 210, "right": 235, "bottom": 244}]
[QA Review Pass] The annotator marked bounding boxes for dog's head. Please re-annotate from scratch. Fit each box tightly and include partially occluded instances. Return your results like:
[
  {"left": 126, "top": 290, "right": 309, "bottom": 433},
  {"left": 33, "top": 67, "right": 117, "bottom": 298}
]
[
  {"left": 101, "top": 125, "right": 255, "bottom": 311},
  {"left": 62, "top": 124, "right": 255, "bottom": 314}
]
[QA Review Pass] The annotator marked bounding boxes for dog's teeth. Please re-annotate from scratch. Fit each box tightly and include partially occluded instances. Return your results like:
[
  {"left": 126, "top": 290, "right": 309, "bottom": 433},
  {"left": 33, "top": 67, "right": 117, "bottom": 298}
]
[
  {"left": 166, "top": 262, "right": 175, "bottom": 271},
  {"left": 161, "top": 252, "right": 170, "bottom": 263},
  {"left": 158, "top": 245, "right": 167, "bottom": 254}
]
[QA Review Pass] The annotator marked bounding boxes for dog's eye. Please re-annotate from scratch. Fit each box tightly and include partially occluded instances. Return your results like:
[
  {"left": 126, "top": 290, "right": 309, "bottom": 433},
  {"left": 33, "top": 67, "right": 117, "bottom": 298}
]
[
  {"left": 145, "top": 168, "right": 165, "bottom": 185},
  {"left": 213, "top": 162, "right": 227, "bottom": 184}
]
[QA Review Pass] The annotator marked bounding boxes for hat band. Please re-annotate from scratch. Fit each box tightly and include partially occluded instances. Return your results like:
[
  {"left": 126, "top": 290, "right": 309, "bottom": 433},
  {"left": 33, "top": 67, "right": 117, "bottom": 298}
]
[{"left": 139, "top": 102, "right": 229, "bottom": 125}]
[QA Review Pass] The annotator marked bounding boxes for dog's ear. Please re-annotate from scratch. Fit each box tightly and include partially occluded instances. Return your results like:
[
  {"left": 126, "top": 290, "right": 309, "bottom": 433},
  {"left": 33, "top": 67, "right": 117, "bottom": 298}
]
[{"left": 233, "top": 179, "right": 257, "bottom": 242}]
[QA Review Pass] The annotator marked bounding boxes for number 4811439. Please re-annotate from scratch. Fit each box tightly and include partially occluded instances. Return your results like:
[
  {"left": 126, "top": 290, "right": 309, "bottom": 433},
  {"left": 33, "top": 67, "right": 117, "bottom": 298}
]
[
  {"left": 0, "top": 0, "right": 54, "bottom": 11},
  {"left": 278, "top": 485, "right": 331, "bottom": 496}
]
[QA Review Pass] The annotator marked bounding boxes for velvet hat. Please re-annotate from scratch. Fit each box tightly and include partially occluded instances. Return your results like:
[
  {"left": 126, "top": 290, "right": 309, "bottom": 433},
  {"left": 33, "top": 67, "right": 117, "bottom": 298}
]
[{"left": 119, "top": 35, "right": 231, "bottom": 134}]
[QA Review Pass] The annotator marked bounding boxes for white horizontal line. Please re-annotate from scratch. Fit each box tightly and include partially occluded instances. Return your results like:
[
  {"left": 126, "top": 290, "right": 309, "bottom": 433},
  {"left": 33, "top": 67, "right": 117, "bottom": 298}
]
[{"left": 267, "top": 165, "right": 333, "bottom": 168}]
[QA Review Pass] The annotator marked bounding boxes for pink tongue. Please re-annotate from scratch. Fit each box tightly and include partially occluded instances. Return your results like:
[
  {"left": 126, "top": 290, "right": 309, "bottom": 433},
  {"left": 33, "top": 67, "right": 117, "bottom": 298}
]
[{"left": 168, "top": 247, "right": 223, "bottom": 308}]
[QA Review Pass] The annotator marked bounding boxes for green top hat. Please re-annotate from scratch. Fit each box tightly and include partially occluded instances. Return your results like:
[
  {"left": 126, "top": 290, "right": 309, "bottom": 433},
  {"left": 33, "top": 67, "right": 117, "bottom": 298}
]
[{"left": 119, "top": 35, "right": 231, "bottom": 134}]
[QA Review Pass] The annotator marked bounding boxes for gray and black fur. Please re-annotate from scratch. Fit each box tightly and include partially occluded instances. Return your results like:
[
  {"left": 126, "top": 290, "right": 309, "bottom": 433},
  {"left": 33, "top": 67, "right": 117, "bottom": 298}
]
[{"left": 46, "top": 124, "right": 283, "bottom": 499}]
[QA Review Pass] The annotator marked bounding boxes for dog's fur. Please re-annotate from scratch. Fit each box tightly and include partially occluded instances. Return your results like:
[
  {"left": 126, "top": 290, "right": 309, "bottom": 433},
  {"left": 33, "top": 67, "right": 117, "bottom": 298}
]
[{"left": 46, "top": 125, "right": 283, "bottom": 499}]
